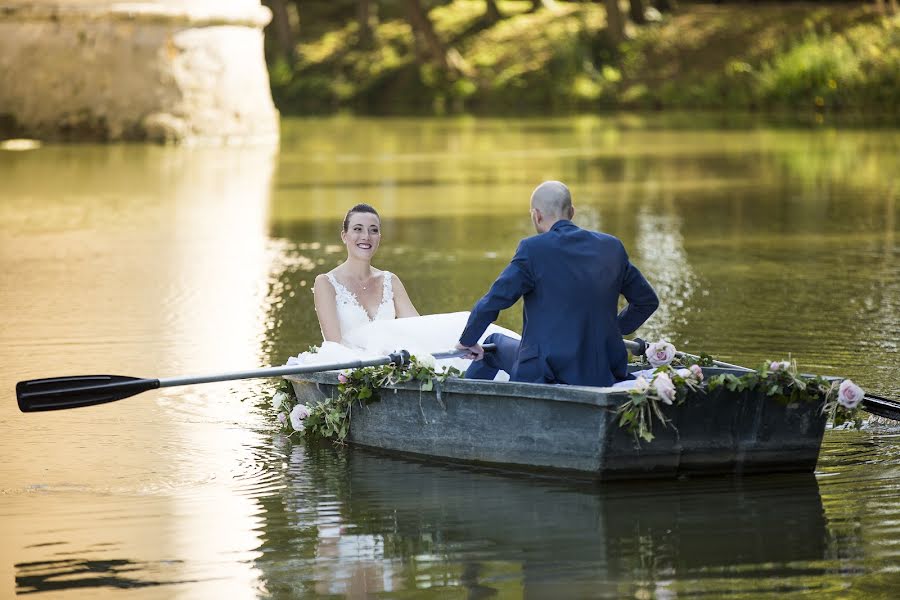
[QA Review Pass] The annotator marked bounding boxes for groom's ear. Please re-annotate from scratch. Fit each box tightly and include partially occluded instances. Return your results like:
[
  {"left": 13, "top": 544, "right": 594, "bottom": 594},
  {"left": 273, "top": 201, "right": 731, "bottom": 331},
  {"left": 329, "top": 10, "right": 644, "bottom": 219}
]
[{"left": 568, "top": 205, "right": 575, "bottom": 220}]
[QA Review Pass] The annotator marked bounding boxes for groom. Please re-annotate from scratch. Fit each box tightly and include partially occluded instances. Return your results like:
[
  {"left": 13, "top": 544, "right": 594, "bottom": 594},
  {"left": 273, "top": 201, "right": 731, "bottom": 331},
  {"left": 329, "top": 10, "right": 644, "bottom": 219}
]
[{"left": 456, "top": 181, "right": 659, "bottom": 387}]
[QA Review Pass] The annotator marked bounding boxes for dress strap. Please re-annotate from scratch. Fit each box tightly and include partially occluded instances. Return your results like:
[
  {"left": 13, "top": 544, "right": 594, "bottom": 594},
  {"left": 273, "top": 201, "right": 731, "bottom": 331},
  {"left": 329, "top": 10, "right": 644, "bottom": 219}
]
[
  {"left": 382, "top": 271, "right": 394, "bottom": 305},
  {"left": 325, "top": 272, "right": 353, "bottom": 305}
]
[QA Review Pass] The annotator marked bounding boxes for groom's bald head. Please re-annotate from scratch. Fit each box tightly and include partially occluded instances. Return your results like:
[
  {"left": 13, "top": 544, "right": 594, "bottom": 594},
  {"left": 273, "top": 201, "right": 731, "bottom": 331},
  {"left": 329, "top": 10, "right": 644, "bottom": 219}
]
[{"left": 530, "top": 181, "right": 574, "bottom": 233}]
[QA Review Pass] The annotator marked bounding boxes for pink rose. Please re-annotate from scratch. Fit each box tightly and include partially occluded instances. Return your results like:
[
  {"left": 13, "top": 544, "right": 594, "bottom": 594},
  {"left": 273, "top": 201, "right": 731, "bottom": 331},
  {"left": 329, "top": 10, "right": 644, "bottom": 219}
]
[
  {"left": 277, "top": 412, "right": 286, "bottom": 424},
  {"left": 338, "top": 373, "right": 349, "bottom": 384},
  {"left": 690, "top": 364, "right": 704, "bottom": 381},
  {"left": 289, "top": 403, "right": 311, "bottom": 430},
  {"left": 653, "top": 372, "right": 676, "bottom": 405},
  {"left": 646, "top": 340, "right": 676, "bottom": 368},
  {"left": 837, "top": 379, "right": 864, "bottom": 409},
  {"left": 769, "top": 360, "right": 790, "bottom": 372}
]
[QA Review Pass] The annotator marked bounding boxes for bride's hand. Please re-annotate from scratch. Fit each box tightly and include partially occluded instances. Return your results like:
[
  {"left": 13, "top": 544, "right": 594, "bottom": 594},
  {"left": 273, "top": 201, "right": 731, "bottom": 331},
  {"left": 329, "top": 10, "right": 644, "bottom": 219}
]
[{"left": 455, "top": 342, "right": 484, "bottom": 361}]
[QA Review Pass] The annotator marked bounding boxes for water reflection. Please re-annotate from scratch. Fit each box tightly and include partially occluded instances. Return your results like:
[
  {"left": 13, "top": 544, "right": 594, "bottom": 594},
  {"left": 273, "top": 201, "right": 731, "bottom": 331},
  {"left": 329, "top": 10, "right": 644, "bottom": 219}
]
[
  {"left": 633, "top": 207, "right": 697, "bottom": 342},
  {"left": 1, "top": 143, "right": 279, "bottom": 598},
  {"left": 254, "top": 444, "right": 828, "bottom": 597},
  {"left": 2, "top": 116, "right": 899, "bottom": 598}
]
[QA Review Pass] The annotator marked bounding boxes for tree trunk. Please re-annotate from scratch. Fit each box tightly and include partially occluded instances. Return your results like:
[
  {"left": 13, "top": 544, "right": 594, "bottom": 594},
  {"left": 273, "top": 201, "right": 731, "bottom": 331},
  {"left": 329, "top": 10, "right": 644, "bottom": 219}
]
[
  {"left": 629, "top": 0, "right": 647, "bottom": 25},
  {"left": 603, "top": 0, "right": 625, "bottom": 44},
  {"left": 485, "top": 0, "right": 503, "bottom": 22},
  {"left": 529, "top": 0, "right": 556, "bottom": 12},
  {"left": 652, "top": 0, "right": 677, "bottom": 13},
  {"left": 876, "top": 0, "right": 898, "bottom": 16},
  {"left": 357, "top": 0, "right": 377, "bottom": 47},
  {"left": 405, "top": 0, "right": 449, "bottom": 69},
  {"left": 266, "top": 0, "right": 296, "bottom": 64}
]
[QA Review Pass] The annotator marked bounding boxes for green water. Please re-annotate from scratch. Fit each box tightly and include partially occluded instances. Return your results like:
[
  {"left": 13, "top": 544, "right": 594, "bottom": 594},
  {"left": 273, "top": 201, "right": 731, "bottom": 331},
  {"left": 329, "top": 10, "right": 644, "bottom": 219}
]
[{"left": 1, "top": 115, "right": 898, "bottom": 598}]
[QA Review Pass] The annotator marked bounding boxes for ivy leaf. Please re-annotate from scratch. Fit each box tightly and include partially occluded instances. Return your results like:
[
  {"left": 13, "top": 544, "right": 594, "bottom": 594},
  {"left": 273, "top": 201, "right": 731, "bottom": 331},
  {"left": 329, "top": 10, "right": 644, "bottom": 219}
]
[{"left": 420, "top": 379, "right": 434, "bottom": 392}]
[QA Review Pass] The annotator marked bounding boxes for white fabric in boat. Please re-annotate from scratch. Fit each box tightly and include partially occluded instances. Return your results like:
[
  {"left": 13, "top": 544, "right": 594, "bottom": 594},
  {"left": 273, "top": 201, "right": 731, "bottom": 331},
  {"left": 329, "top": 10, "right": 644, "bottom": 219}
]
[{"left": 289, "top": 311, "right": 520, "bottom": 380}]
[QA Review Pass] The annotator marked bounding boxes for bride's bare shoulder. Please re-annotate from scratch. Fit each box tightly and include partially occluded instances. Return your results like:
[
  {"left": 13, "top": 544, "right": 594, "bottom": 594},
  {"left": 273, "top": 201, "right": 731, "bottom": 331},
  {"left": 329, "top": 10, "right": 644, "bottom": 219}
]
[{"left": 314, "top": 272, "right": 337, "bottom": 295}]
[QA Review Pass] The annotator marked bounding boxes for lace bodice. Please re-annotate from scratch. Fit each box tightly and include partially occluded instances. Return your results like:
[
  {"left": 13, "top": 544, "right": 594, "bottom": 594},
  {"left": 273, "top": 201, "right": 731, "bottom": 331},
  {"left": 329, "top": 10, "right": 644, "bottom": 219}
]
[{"left": 325, "top": 271, "right": 395, "bottom": 344}]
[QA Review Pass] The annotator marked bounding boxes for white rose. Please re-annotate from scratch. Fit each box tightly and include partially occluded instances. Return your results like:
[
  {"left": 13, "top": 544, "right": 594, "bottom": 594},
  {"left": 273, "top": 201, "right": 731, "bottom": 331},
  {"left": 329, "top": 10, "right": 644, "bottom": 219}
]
[
  {"left": 416, "top": 353, "right": 436, "bottom": 370},
  {"left": 289, "top": 403, "right": 311, "bottom": 431},
  {"left": 646, "top": 340, "right": 676, "bottom": 368},
  {"left": 633, "top": 376, "right": 650, "bottom": 394},
  {"left": 689, "top": 364, "right": 704, "bottom": 381},
  {"left": 272, "top": 390, "right": 288, "bottom": 411},
  {"left": 653, "top": 372, "right": 676, "bottom": 405},
  {"left": 837, "top": 379, "right": 864, "bottom": 410},
  {"left": 676, "top": 368, "right": 691, "bottom": 379}
]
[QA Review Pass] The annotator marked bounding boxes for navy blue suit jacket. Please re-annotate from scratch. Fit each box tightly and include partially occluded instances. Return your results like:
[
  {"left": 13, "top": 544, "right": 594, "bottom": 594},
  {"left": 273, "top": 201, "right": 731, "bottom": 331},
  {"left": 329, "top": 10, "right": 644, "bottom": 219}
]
[{"left": 459, "top": 220, "right": 659, "bottom": 387}]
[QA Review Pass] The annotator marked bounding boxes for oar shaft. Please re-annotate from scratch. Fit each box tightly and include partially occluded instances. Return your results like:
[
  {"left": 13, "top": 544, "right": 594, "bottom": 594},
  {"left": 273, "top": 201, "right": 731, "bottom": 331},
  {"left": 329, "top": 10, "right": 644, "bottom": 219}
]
[
  {"left": 159, "top": 356, "right": 395, "bottom": 388},
  {"left": 623, "top": 338, "right": 751, "bottom": 372},
  {"left": 159, "top": 345, "right": 485, "bottom": 387},
  {"left": 677, "top": 350, "right": 751, "bottom": 372}
]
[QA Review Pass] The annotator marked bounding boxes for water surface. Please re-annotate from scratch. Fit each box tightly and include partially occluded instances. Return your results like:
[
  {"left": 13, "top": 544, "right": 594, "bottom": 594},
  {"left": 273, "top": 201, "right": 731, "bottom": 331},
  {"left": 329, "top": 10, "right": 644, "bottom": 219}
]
[{"left": 1, "top": 115, "right": 898, "bottom": 598}]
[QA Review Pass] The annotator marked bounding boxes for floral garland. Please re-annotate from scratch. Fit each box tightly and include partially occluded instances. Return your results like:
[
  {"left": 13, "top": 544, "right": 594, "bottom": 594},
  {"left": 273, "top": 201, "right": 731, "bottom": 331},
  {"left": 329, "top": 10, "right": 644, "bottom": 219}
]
[
  {"left": 271, "top": 353, "right": 462, "bottom": 442},
  {"left": 618, "top": 340, "right": 867, "bottom": 443},
  {"left": 269, "top": 340, "right": 867, "bottom": 446}
]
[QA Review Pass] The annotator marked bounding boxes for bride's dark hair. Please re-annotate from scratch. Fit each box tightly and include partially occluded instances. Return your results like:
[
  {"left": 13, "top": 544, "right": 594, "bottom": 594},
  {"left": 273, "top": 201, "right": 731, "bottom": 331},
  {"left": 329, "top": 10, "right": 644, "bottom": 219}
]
[{"left": 342, "top": 203, "right": 380, "bottom": 232}]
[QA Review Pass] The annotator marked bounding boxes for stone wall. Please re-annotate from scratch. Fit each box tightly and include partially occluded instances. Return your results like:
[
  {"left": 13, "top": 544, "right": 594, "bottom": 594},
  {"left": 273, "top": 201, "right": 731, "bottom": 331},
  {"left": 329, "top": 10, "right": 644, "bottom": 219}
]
[{"left": 0, "top": 1, "right": 279, "bottom": 144}]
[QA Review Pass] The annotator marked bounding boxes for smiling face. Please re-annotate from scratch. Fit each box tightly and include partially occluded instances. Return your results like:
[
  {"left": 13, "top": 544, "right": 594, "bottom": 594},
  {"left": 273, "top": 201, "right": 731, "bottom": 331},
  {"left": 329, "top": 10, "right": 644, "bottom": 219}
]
[{"left": 341, "top": 211, "right": 381, "bottom": 260}]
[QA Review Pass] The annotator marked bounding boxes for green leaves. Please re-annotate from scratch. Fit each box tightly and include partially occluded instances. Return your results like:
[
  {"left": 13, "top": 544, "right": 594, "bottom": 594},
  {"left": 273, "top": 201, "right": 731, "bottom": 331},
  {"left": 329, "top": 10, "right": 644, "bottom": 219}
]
[
  {"left": 618, "top": 356, "right": 864, "bottom": 444},
  {"left": 277, "top": 357, "right": 461, "bottom": 443}
]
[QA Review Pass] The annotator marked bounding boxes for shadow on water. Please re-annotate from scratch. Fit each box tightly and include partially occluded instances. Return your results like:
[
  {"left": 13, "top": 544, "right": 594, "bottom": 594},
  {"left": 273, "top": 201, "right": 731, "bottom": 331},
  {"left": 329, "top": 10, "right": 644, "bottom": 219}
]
[
  {"left": 255, "top": 441, "right": 829, "bottom": 597},
  {"left": 15, "top": 558, "right": 198, "bottom": 595}
]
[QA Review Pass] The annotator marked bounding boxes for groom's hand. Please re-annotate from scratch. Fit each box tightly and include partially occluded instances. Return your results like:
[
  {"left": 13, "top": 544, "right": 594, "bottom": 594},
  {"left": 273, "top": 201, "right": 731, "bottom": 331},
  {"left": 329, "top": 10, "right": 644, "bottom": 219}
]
[{"left": 455, "top": 342, "right": 484, "bottom": 361}]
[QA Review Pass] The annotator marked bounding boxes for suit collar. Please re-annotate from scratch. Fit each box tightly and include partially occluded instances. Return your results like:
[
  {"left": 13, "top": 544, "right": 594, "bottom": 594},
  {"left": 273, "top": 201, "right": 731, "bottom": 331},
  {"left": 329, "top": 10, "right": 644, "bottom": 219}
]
[{"left": 549, "top": 219, "right": 576, "bottom": 232}]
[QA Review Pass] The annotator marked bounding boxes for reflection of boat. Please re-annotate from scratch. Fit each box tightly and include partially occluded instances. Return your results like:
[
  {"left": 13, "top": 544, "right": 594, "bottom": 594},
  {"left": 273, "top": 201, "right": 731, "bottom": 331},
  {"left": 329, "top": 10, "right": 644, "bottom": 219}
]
[
  {"left": 288, "top": 367, "right": 827, "bottom": 480},
  {"left": 330, "top": 448, "right": 828, "bottom": 594}
]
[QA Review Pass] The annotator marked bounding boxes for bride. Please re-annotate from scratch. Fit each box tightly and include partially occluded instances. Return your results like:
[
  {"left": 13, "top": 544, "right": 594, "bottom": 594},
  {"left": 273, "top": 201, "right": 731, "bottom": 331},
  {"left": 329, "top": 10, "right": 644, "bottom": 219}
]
[{"left": 292, "top": 203, "right": 517, "bottom": 377}]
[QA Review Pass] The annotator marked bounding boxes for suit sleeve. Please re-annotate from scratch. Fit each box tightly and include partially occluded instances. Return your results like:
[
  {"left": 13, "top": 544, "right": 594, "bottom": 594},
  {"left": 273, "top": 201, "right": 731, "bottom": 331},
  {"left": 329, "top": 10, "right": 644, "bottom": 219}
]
[
  {"left": 616, "top": 252, "right": 659, "bottom": 336},
  {"left": 459, "top": 241, "right": 534, "bottom": 347}
]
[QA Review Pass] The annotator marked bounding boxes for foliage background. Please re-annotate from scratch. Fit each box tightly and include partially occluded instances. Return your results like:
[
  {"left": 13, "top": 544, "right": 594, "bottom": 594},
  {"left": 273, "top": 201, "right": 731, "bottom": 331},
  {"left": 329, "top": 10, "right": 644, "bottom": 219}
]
[{"left": 263, "top": 0, "right": 899, "bottom": 118}]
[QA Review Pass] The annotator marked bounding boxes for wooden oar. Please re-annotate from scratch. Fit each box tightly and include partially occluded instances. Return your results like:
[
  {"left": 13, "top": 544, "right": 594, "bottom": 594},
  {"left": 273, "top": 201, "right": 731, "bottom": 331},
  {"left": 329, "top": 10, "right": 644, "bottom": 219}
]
[
  {"left": 624, "top": 338, "right": 900, "bottom": 422},
  {"left": 17, "top": 346, "right": 492, "bottom": 413}
]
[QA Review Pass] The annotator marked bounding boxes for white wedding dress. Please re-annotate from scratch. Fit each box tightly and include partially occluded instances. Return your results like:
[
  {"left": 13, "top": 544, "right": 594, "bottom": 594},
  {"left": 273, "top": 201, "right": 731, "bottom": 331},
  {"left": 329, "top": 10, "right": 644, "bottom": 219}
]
[{"left": 287, "top": 271, "right": 519, "bottom": 379}]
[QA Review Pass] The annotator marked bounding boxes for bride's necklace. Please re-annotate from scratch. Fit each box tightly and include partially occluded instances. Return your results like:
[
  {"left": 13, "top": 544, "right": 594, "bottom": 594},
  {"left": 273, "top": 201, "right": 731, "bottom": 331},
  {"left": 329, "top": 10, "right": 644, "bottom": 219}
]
[{"left": 351, "top": 272, "right": 374, "bottom": 292}]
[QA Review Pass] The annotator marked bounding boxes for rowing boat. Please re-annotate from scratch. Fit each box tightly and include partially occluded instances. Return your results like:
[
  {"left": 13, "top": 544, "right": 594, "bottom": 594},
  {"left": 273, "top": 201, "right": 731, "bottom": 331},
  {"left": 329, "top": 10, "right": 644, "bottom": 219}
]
[{"left": 286, "top": 366, "right": 828, "bottom": 480}]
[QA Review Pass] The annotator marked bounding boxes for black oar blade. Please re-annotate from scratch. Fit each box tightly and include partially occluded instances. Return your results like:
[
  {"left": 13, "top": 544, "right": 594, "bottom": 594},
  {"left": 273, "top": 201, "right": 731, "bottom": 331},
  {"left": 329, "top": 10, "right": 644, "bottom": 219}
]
[
  {"left": 862, "top": 394, "right": 900, "bottom": 422},
  {"left": 17, "top": 375, "right": 160, "bottom": 413}
]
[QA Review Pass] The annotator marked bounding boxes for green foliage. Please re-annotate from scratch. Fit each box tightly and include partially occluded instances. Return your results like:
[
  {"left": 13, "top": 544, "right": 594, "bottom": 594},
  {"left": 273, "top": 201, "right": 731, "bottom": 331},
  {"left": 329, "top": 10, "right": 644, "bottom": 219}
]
[
  {"left": 618, "top": 357, "right": 864, "bottom": 445},
  {"left": 269, "top": 3, "right": 899, "bottom": 116},
  {"left": 272, "top": 356, "right": 462, "bottom": 443},
  {"left": 617, "top": 365, "right": 704, "bottom": 444}
]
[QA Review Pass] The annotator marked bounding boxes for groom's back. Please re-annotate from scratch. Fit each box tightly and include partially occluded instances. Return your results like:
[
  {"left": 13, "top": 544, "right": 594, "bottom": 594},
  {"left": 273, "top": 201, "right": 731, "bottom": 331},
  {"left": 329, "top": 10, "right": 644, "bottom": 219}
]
[{"left": 519, "top": 221, "right": 632, "bottom": 385}]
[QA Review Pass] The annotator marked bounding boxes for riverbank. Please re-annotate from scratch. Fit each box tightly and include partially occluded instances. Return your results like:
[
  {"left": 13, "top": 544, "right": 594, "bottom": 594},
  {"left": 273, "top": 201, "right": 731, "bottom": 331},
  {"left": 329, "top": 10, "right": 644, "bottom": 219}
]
[{"left": 271, "top": 1, "right": 899, "bottom": 119}]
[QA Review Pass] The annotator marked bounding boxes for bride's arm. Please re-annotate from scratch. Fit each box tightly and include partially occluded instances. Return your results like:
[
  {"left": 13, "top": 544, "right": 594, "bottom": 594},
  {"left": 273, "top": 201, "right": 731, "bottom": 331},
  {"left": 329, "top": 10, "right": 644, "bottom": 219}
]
[
  {"left": 392, "top": 276, "right": 420, "bottom": 318},
  {"left": 313, "top": 274, "right": 343, "bottom": 342}
]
